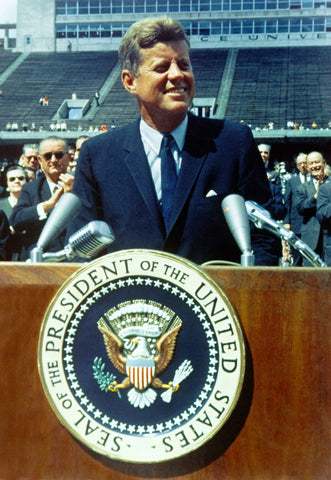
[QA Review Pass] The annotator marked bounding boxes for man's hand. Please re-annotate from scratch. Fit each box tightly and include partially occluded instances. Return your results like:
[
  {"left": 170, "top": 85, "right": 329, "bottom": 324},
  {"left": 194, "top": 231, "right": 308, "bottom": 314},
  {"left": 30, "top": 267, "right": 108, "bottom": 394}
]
[
  {"left": 58, "top": 173, "right": 74, "bottom": 193},
  {"left": 42, "top": 186, "right": 64, "bottom": 214},
  {"left": 316, "top": 171, "right": 325, "bottom": 184},
  {"left": 314, "top": 172, "right": 325, "bottom": 199},
  {"left": 42, "top": 174, "right": 74, "bottom": 214}
]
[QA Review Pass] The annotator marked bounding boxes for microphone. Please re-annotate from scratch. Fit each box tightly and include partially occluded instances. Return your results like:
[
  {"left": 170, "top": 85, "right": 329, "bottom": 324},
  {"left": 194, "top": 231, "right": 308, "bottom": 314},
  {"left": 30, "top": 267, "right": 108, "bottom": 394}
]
[
  {"left": 245, "top": 200, "right": 285, "bottom": 237},
  {"left": 30, "top": 192, "right": 82, "bottom": 263},
  {"left": 40, "top": 221, "right": 115, "bottom": 262},
  {"left": 245, "top": 200, "right": 327, "bottom": 268},
  {"left": 221, "top": 194, "right": 255, "bottom": 266}
]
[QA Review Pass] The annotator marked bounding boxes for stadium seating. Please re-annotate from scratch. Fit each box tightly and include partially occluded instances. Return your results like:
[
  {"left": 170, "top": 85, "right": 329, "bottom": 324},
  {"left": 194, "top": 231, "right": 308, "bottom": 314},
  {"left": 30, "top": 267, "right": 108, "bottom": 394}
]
[
  {"left": 0, "top": 46, "right": 330, "bottom": 132},
  {"left": 0, "top": 52, "right": 118, "bottom": 131},
  {"left": 226, "top": 46, "right": 331, "bottom": 129},
  {"left": 0, "top": 52, "right": 20, "bottom": 76}
]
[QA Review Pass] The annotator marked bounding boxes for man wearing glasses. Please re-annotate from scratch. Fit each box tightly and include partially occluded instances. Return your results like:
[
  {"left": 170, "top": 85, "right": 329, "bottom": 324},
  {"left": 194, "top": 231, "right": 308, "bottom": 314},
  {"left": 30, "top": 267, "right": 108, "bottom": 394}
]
[
  {"left": 18, "top": 143, "right": 40, "bottom": 173},
  {"left": 10, "top": 136, "right": 74, "bottom": 261}
]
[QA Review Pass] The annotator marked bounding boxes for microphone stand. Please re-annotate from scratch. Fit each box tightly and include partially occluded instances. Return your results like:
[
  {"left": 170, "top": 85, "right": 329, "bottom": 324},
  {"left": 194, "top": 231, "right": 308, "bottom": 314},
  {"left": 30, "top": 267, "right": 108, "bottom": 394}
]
[
  {"left": 29, "top": 247, "right": 44, "bottom": 263},
  {"left": 240, "top": 250, "right": 255, "bottom": 267},
  {"left": 246, "top": 200, "right": 327, "bottom": 268},
  {"left": 221, "top": 194, "right": 255, "bottom": 267},
  {"left": 31, "top": 246, "right": 75, "bottom": 263},
  {"left": 29, "top": 221, "right": 115, "bottom": 263}
]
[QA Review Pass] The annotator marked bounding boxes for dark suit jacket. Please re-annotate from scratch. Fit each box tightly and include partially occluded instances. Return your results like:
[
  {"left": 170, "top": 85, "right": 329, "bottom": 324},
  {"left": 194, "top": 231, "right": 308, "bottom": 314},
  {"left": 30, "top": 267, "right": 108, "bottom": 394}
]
[
  {"left": 296, "top": 179, "right": 323, "bottom": 256},
  {"left": 0, "top": 209, "right": 9, "bottom": 260},
  {"left": 9, "top": 176, "right": 66, "bottom": 261},
  {"left": 316, "top": 180, "right": 331, "bottom": 266},
  {"left": 68, "top": 113, "right": 277, "bottom": 265},
  {"left": 0, "top": 197, "right": 25, "bottom": 260},
  {"left": 269, "top": 180, "right": 286, "bottom": 221},
  {"left": 284, "top": 174, "right": 305, "bottom": 234}
]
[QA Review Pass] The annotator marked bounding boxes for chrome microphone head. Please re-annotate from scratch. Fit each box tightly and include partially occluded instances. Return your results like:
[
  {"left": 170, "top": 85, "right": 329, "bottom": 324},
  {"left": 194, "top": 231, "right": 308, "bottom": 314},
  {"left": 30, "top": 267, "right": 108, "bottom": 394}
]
[
  {"left": 222, "top": 194, "right": 252, "bottom": 253},
  {"left": 37, "top": 192, "right": 81, "bottom": 251},
  {"left": 68, "top": 221, "right": 114, "bottom": 258}
]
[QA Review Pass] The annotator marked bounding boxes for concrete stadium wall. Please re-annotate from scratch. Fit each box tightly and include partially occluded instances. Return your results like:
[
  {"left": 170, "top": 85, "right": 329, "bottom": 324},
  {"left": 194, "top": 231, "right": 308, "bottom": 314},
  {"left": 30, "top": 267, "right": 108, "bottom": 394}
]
[{"left": 16, "top": 0, "right": 55, "bottom": 52}]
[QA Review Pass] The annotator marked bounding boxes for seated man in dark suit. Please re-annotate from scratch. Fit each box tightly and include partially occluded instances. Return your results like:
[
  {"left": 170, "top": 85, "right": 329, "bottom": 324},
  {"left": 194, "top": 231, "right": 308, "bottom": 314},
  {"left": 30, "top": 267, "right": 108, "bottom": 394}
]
[
  {"left": 68, "top": 16, "right": 277, "bottom": 266},
  {"left": 10, "top": 136, "right": 74, "bottom": 261}
]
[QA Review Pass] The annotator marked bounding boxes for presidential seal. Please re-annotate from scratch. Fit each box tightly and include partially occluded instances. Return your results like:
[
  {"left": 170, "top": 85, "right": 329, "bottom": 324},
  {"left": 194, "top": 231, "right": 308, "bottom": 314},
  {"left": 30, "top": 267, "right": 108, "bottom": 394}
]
[{"left": 38, "top": 250, "right": 245, "bottom": 463}]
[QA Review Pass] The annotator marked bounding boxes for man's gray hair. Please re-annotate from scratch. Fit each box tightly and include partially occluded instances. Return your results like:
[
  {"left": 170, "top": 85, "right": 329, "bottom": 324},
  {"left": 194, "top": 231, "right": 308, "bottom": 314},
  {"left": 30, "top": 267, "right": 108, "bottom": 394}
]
[
  {"left": 39, "top": 136, "right": 68, "bottom": 154},
  {"left": 22, "top": 143, "right": 39, "bottom": 155}
]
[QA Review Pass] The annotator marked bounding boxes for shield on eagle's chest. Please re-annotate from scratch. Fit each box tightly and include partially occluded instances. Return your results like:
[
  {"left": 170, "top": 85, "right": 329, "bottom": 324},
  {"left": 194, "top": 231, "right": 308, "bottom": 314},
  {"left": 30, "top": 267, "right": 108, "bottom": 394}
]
[{"left": 126, "top": 357, "right": 155, "bottom": 391}]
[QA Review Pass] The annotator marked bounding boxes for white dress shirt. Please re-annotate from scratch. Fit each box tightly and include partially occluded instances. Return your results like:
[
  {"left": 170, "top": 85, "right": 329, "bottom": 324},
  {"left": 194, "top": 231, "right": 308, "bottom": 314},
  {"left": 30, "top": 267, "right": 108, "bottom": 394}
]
[
  {"left": 37, "top": 179, "right": 60, "bottom": 220},
  {"left": 140, "top": 116, "right": 187, "bottom": 201}
]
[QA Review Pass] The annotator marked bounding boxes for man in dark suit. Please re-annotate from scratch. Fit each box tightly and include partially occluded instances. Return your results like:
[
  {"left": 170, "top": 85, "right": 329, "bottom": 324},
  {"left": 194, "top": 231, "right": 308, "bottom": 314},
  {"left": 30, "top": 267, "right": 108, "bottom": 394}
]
[
  {"left": 10, "top": 136, "right": 74, "bottom": 261},
  {"left": 296, "top": 151, "right": 328, "bottom": 266},
  {"left": 69, "top": 16, "right": 276, "bottom": 266},
  {"left": 316, "top": 180, "right": 331, "bottom": 266},
  {"left": 283, "top": 153, "right": 309, "bottom": 266}
]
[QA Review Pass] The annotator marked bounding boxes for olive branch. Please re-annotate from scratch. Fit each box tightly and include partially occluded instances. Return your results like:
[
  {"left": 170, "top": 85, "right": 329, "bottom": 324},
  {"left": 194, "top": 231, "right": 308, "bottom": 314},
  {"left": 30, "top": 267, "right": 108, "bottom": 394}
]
[{"left": 93, "top": 357, "right": 121, "bottom": 398}]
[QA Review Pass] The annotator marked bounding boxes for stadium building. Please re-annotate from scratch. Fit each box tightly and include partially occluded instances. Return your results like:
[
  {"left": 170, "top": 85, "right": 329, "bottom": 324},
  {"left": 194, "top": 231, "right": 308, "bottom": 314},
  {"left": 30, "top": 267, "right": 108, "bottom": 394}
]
[
  {"left": 13, "top": 0, "right": 331, "bottom": 53},
  {"left": 0, "top": 0, "right": 330, "bottom": 166}
]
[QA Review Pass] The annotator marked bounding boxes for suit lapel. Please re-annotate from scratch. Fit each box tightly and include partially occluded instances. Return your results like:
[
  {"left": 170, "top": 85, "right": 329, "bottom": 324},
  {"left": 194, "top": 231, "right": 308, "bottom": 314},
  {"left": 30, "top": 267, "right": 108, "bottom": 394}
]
[
  {"left": 38, "top": 176, "right": 51, "bottom": 202},
  {"left": 119, "top": 115, "right": 220, "bottom": 236},
  {"left": 167, "top": 114, "right": 219, "bottom": 232},
  {"left": 307, "top": 179, "right": 316, "bottom": 194},
  {"left": 169, "top": 149, "right": 206, "bottom": 231},
  {"left": 120, "top": 120, "right": 164, "bottom": 229}
]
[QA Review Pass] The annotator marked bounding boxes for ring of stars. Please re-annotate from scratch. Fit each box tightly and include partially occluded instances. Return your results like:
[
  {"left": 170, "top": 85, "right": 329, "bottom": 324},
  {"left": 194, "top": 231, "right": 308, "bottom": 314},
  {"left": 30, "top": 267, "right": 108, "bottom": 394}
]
[{"left": 63, "top": 275, "right": 219, "bottom": 436}]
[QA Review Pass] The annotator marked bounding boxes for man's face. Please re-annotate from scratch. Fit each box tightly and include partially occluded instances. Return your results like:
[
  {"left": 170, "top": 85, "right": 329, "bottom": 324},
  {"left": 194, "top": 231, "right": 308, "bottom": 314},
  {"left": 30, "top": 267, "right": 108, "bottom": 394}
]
[
  {"left": 123, "top": 40, "right": 195, "bottom": 131},
  {"left": 23, "top": 148, "right": 39, "bottom": 170},
  {"left": 6, "top": 169, "right": 26, "bottom": 194},
  {"left": 307, "top": 152, "right": 325, "bottom": 179},
  {"left": 258, "top": 146, "right": 270, "bottom": 166},
  {"left": 38, "top": 139, "right": 70, "bottom": 183},
  {"left": 296, "top": 155, "right": 308, "bottom": 175}
]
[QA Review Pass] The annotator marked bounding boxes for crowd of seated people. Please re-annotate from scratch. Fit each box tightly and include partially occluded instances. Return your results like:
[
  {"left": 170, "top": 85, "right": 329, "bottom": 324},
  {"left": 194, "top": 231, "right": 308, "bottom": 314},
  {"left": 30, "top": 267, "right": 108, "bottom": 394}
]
[
  {"left": 0, "top": 137, "right": 77, "bottom": 261},
  {"left": 2, "top": 117, "right": 331, "bottom": 133}
]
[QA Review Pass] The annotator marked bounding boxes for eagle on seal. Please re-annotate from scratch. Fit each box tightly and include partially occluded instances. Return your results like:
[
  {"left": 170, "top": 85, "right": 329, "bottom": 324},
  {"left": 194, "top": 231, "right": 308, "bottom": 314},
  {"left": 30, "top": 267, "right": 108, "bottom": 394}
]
[{"left": 97, "top": 316, "right": 182, "bottom": 408}]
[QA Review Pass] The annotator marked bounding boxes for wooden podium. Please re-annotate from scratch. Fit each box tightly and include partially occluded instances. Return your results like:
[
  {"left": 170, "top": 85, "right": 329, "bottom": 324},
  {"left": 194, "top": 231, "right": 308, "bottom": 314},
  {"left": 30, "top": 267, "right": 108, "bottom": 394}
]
[{"left": 0, "top": 263, "right": 330, "bottom": 479}]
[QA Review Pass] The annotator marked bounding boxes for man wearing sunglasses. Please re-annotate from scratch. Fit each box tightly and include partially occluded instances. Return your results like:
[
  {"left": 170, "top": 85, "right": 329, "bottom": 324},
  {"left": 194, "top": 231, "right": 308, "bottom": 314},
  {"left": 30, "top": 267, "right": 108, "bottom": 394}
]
[{"left": 10, "top": 136, "right": 74, "bottom": 261}]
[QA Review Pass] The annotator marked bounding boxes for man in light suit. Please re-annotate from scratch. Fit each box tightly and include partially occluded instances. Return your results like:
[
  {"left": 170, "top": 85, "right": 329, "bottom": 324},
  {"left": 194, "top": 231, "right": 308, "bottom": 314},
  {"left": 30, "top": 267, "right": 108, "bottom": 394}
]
[
  {"left": 69, "top": 16, "right": 277, "bottom": 266},
  {"left": 283, "top": 153, "right": 309, "bottom": 266},
  {"left": 296, "top": 151, "right": 328, "bottom": 266},
  {"left": 10, "top": 136, "right": 74, "bottom": 261}
]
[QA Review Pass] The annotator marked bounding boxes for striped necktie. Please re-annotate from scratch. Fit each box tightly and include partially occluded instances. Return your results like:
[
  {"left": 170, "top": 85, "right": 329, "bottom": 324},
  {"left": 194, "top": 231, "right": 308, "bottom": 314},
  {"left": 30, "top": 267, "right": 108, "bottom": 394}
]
[{"left": 160, "top": 134, "right": 177, "bottom": 232}]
